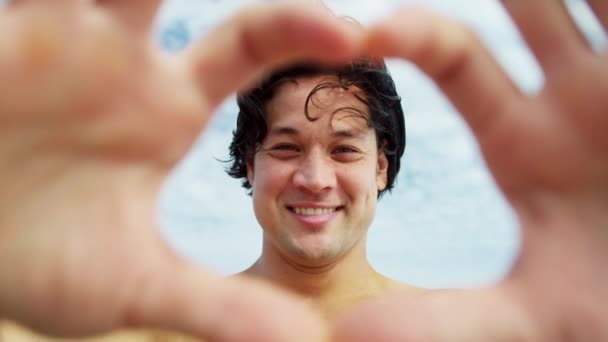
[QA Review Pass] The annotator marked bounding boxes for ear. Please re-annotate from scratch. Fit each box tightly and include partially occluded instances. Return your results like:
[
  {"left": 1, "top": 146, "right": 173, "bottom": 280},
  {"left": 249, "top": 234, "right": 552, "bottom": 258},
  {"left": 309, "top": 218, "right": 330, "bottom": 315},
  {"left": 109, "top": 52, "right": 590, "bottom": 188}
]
[{"left": 376, "top": 150, "right": 388, "bottom": 192}]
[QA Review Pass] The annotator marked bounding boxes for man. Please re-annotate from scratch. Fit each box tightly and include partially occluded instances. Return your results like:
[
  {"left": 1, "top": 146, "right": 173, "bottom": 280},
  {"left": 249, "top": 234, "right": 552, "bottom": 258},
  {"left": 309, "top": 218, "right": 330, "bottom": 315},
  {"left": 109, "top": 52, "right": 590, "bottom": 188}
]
[
  {"left": 227, "top": 59, "right": 421, "bottom": 321},
  {"left": 2, "top": 56, "right": 413, "bottom": 341},
  {"left": 2, "top": 57, "right": 413, "bottom": 340},
  {"left": 336, "top": 3, "right": 608, "bottom": 341},
  {"left": 1, "top": 0, "right": 607, "bottom": 341},
  {"left": 0, "top": 1, "right": 357, "bottom": 341}
]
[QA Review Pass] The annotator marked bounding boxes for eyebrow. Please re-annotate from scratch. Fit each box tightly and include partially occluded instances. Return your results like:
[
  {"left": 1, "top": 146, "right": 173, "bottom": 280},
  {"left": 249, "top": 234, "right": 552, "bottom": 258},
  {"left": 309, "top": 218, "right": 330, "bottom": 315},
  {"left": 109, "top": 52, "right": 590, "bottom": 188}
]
[
  {"left": 268, "top": 126, "right": 299, "bottom": 137},
  {"left": 267, "top": 126, "right": 368, "bottom": 139}
]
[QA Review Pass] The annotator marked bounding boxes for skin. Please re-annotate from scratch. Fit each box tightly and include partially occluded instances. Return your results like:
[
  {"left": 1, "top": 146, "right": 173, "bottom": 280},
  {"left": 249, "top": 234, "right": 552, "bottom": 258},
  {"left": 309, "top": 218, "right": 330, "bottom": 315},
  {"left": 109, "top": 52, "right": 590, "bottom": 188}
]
[
  {"left": 0, "top": 1, "right": 362, "bottom": 341},
  {"left": 0, "top": 322, "right": 196, "bottom": 342},
  {"left": 335, "top": 2, "right": 608, "bottom": 341},
  {"left": 241, "top": 76, "right": 421, "bottom": 321},
  {"left": 0, "top": 0, "right": 607, "bottom": 341}
]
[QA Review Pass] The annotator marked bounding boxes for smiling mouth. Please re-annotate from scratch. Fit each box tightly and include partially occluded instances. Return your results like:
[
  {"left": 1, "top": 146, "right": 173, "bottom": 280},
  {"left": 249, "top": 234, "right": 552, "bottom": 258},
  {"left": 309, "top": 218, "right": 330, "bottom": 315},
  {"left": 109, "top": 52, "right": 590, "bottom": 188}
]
[{"left": 287, "top": 206, "right": 344, "bottom": 216}]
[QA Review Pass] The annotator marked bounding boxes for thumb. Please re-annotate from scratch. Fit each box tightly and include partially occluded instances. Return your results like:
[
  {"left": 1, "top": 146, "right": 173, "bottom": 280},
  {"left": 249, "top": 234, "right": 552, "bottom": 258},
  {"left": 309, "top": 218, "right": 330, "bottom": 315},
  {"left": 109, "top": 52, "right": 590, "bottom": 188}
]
[
  {"left": 333, "top": 285, "right": 536, "bottom": 342},
  {"left": 131, "top": 258, "right": 327, "bottom": 342}
]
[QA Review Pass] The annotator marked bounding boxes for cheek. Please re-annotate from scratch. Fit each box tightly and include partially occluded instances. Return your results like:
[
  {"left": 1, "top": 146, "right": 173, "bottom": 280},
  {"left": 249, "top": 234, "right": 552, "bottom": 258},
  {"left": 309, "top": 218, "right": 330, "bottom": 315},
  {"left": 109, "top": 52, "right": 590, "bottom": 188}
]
[
  {"left": 252, "top": 159, "right": 292, "bottom": 196},
  {"left": 338, "top": 166, "right": 378, "bottom": 198}
]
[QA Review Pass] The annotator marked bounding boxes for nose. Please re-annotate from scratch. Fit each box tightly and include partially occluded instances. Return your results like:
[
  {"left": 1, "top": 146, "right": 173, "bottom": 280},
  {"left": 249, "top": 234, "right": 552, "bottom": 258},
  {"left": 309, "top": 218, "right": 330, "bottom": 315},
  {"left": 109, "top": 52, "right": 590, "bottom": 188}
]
[{"left": 292, "top": 149, "right": 336, "bottom": 194}]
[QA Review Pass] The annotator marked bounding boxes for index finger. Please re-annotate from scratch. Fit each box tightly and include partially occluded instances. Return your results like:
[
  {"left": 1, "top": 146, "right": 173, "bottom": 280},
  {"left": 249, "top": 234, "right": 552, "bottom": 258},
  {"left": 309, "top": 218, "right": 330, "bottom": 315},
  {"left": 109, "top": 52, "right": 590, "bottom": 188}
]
[
  {"left": 95, "top": 0, "right": 162, "bottom": 35},
  {"left": 366, "top": 7, "right": 523, "bottom": 147},
  {"left": 184, "top": 3, "right": 363, "bottom": 111}
]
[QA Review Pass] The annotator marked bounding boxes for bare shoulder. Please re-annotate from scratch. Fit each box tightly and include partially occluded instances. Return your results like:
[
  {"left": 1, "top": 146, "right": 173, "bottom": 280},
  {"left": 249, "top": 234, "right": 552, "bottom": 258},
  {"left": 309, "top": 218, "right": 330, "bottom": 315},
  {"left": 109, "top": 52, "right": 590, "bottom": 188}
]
[
  {"left": 380, "top": 277, "right": 490, "bottom": 304},
  {"left": 381, "top": 277, "right": 426, "bottom": 295}
]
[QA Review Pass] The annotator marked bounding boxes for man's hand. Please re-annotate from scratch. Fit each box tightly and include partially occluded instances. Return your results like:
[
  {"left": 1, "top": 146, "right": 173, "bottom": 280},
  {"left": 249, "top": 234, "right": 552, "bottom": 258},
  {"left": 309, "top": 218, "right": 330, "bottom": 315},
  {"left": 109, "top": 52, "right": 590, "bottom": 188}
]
[
  {"left": 0, "top": 1, "right": 362, "bottom": 341},
  {"left": 336, "top": 1, "right": 608, "bottom": 341}
]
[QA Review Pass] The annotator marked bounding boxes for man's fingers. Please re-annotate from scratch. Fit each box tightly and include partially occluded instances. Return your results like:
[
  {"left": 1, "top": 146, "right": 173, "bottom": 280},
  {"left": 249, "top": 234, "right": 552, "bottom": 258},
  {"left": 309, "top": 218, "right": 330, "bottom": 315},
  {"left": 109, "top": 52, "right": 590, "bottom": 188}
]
[
  {"left": 185, "top": 3, "right": 362, "bottom": 111},
  {"left": 5, "top": 0, "right": 26, "bottom": 7},
  {"left": 587, "top": 0, "right": 608, "bottom": 31},
  {"left": 501, "top": 0, "right": 590, "bottom": 74},
  {"left": 366, "top": 8, "right": 523, "bottom": 146},
  {"left": 334, "top": 286, "right": 537, "bottom": 342},
  {"left": 95, "top": 0, "right": 162, "bottom": 35},
  {"left": 132, "top": 260, "right": 327, "bottom": 342},
  {"left": 6, "top": 0, "right": 80, "bottom": 7}
]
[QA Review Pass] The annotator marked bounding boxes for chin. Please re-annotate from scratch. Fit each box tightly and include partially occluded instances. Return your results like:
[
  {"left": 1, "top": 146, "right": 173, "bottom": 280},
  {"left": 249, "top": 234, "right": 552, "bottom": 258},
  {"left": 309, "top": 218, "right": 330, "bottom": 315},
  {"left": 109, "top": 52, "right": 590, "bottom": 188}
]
[{"left": 287, "top": 245, "right": 341, "bottom": 266}]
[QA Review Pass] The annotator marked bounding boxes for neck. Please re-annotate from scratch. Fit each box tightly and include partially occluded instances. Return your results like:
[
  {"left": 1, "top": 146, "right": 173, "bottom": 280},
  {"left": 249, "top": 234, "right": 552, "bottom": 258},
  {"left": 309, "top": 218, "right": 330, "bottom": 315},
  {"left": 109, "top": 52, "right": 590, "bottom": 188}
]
[{"left": 242, "top": 235, "right": 392, "bottom": 320}]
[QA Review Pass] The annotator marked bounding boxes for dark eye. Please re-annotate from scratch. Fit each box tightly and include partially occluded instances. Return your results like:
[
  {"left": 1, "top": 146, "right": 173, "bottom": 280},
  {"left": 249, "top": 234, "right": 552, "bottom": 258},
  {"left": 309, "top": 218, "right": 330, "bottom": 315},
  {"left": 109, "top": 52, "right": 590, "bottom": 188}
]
[
  {"left": 272, "top": 144, "right": 299, "bottom": 152},
  {"left": 267, "top": 144, "right": 301, "bottom": 159},
  {"left": 332, "top": 146, "right": 363, "bottom": 162},
  {"left": 333, "top": 146, "right": 358, "bottom": 154}
]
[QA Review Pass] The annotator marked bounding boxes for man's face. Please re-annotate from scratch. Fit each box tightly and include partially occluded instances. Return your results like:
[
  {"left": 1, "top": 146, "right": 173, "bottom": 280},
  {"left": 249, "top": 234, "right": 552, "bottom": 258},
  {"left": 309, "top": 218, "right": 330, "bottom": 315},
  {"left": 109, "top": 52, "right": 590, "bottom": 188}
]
[{"left": 247, "top": 76, "right": 388, "bottom": 267}]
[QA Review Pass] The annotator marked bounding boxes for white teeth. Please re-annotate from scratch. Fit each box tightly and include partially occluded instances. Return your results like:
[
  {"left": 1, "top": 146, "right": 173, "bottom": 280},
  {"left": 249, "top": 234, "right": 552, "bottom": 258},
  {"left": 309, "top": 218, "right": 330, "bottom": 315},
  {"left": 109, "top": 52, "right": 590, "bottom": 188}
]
[{"left": 293, "top": 207, "right": 336, "bottom": 215}]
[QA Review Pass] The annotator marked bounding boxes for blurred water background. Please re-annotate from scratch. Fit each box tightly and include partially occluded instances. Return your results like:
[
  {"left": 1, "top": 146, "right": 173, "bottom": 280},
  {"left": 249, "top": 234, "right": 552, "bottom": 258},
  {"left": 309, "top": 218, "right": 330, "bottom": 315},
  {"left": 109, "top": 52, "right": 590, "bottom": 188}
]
[
  {"left": 154, "top": 0, "right": 606, "bottom": 288},
  {"left": 2, "top": 0, "right": 603, "bottom": 288}
]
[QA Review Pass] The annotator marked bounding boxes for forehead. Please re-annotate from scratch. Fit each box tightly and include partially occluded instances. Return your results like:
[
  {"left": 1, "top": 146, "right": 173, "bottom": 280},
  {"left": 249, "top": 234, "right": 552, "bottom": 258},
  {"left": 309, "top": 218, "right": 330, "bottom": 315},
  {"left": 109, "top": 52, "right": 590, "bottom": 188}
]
[{"left": 264, "top": 76, "right": 371, "bottom": 132}]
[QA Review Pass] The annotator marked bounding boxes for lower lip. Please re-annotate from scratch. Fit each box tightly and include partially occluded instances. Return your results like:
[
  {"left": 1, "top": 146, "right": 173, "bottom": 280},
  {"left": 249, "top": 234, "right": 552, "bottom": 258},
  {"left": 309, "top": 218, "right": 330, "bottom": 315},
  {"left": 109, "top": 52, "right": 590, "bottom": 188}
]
[{"left": 289, "top": 209, "right": 340, "bottom": 227}]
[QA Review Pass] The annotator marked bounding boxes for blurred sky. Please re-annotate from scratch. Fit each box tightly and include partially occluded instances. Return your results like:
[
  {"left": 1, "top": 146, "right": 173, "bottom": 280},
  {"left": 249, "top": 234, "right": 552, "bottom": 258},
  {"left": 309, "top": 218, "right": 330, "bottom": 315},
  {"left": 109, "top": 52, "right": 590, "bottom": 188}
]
[{"left": 153, "top": 0, "right": 605, "bottom": 288}]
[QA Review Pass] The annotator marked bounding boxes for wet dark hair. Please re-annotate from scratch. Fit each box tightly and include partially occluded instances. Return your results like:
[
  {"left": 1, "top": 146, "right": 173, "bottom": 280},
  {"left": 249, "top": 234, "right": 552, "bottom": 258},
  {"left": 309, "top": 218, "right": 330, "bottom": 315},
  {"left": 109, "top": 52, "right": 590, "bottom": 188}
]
[{"left": 226, "top": 58, "right": 405, "bottom": 198}]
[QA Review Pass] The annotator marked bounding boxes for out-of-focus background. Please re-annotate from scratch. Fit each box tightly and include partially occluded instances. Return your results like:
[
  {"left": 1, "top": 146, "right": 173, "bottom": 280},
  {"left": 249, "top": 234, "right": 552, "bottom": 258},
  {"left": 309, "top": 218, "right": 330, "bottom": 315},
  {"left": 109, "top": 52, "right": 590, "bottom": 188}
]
[
  {"left": 155, "top": 0, "right": 604, "bottom": 288},
  {"left": 2, "top": 0, "right": 603, "bottom": 288}
]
